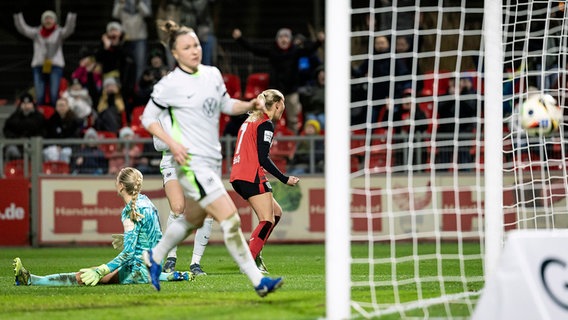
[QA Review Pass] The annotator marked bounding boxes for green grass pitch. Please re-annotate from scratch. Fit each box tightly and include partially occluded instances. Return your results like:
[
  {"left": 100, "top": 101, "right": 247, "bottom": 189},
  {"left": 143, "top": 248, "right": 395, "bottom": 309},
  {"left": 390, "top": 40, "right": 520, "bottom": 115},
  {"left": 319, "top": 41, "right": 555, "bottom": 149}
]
[{"left": 0, "top": 243, "right": 482, "bottom": 319}]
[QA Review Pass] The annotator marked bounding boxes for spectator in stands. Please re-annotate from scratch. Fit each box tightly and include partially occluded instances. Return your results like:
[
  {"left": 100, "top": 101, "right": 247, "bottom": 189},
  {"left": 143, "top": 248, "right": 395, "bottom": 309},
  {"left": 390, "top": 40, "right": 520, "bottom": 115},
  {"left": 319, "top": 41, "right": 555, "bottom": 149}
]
[
  {"left": 294, "top": 33, "right": 323, "bottom": 87},
  {"left": 390, "top": 89, "right": 428, "bottom": 134},
  {"left": 436, "top": 77, "right": 477, "bottom": 167},
  {"left": 156, "top": 0, "right": 218, "bottom": 67},
  {"left": 95, "top": 21, "right": 136, "bottom": 107},
  {"left": 135, "top": 49, "right": 169, "bottom": 106},
  {"left": 108, "top": 127, "right": 144, "bottom": 175},
  {"left": 352, "top": 35, "right": 411, "bottom": 124},
  {"left": 298, "top": 65, "right": 325, "bottom": 130},
  {"left": 71, "top": 46, "right": 102, "bottom": 106},
  {"left": 395, "top": 36, "right": 413, "bottom": 87},
  {"left": 45, "top": 97, "right": 82, "bottom": 139},
  {"left": 3, "top": 93, "right": 46, "bottom": 160},
  {"left": 62, "top": 78, "right": 94, "bottom": 123},
  {"left": 112, "top": 0, "right": 152, "bottom": 83},
  {"left": 43, "top": 97, "right": 81, "bottom": 164},
  {"left": 232, "top": 27, "right": 325, "bottom": 133},
  {"left": 156, "top": 0, "right": 217, "bottom": 67},
  {"left": 95, "top": 77, "right": 126, "bottom": 135},
  {"left": 71, "top": 128, "right": 108, "bottom": 175},
  {"left": 13, "top": 10, "right": 77, "bottom": 106},
  {"left": 289, "top": 119, "right": 324, "bottom": 174}
]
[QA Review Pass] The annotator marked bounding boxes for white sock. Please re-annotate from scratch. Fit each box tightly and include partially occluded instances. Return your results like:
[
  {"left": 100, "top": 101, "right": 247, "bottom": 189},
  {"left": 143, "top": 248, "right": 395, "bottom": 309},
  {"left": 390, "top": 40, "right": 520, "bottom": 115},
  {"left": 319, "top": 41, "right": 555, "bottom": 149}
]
[
  {"left": 152, "top": 217, "right": 196, "bottom": 265},
  {"left": 191, "top": 217, "right": 213, "bottom": 265},
  {"left": 166, "top": 211, "right": 182, "bottom": 259},
  {"left": 220, "top": 213, "right": 263, "bottom": 286}
]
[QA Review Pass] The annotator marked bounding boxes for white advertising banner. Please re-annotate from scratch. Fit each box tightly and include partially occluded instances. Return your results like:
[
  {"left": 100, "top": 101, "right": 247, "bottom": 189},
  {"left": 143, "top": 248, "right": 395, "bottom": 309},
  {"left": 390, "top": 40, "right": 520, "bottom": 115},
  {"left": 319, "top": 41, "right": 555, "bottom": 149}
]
[{"left": 38, "top": 174, "right": 563, "bottom": 245}]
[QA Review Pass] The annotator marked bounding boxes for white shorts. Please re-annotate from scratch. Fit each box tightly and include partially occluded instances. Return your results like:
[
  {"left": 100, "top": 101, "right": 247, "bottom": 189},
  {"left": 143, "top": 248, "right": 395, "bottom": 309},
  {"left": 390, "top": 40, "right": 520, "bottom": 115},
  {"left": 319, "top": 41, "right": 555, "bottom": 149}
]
[
  {"left": 160, "top": 154, "right": 177, "bottom": 185},
  {"left": 176, "top": 155, "right": 226, "bottom": 208}
]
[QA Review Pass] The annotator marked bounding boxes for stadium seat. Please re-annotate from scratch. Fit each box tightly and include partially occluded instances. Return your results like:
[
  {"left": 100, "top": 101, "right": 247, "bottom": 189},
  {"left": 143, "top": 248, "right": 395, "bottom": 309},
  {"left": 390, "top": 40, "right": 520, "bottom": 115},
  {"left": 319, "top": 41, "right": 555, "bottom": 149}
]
[
  {"left": 58, "top": 77, "right": 68, "bottom": 97},
  {"left": 271, "top": 157, "right": 287, "bottom": 173},
  {"left": 4, "top": 159, "right": 28, "bottom": 178},
  {"left": 37, "top": 105, "right": 55, "bottom": 119},
  {"left": 97, "top": 130, "right": 118, "bottom": 158},
  {"left": 223, "top": 73, "right": 242, "bottom": 99},
  {"left": 244, "top": 73, "right": 269, "bottom": 100},
  {"left": 43, "top": 161, "right": 70, "bottom": 174},
  {"left": 421, "top": 70, "right": 451, "bottom": 96},
  {"left": 130, "top": 106, "right": 149, "bottom": 137},
  {"left": 219, "top": 113, "right": 231, "bottom": 136},
  {"left": 351, "top": 155, "right": 361, "bottom": 173}
]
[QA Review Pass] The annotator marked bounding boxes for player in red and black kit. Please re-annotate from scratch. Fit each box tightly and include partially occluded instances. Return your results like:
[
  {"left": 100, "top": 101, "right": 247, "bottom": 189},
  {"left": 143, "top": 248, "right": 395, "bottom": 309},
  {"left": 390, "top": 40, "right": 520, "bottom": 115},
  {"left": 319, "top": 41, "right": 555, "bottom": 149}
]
[{"left": 230, "top": 89, "right": 300, "bottom": 273}]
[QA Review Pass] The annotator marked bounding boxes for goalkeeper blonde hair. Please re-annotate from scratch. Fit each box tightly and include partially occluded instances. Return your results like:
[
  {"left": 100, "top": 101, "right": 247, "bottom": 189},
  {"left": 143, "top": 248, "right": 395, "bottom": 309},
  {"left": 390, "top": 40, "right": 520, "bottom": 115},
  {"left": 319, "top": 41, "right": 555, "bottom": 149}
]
[{"left": 117, "top": 167, "right": 144, "bottom": 222}]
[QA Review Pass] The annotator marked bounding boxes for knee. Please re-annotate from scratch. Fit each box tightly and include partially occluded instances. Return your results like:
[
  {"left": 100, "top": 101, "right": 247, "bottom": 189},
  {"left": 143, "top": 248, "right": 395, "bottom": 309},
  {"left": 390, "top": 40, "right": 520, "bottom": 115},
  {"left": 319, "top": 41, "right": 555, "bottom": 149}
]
[
  {"left": 170, "top": 203, "right": 185, "bottom": 216},
  {"left": 220, "top": 213, "right": 241, "bottom": 233}
]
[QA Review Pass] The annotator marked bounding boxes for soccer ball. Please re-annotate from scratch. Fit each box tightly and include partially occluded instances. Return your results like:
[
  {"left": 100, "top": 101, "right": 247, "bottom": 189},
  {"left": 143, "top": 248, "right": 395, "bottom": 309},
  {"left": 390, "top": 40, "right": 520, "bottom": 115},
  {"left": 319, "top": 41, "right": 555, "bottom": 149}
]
[{"left": 520, "top": 93, "right": 562, "bottom": 136}]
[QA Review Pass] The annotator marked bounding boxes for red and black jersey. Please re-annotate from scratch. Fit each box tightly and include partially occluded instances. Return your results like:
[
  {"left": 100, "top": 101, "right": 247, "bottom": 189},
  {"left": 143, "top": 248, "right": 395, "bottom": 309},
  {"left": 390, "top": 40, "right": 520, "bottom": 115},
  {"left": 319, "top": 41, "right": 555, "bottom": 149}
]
[{"left": 230, "top": 113, "right": 288, "bottom": 184}]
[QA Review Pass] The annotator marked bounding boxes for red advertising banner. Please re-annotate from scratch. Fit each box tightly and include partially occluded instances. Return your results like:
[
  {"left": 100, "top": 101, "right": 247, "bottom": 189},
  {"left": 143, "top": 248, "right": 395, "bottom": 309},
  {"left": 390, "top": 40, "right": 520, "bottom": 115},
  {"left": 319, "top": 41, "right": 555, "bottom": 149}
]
[{"left": 0, "top": 178, "right": 30, "bottom": 245}]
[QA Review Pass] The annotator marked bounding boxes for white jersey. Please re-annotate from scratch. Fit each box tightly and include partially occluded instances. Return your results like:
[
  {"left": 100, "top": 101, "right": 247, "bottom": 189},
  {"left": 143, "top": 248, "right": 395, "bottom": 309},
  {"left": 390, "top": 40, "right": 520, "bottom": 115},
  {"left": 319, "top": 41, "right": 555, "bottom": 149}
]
[{"left": 141, "top": 65, "right": 236, "bottom": 160}]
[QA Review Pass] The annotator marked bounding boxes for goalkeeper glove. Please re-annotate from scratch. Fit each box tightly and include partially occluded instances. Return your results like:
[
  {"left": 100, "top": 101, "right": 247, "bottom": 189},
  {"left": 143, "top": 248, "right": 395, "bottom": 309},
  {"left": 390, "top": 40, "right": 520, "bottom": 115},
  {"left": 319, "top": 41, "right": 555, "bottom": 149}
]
[
  {"left": 111, "top": 234, "right": 124, "bottom": 250},
  {"left": 80, "top": 264, "right": 110, "bottom": 286}
]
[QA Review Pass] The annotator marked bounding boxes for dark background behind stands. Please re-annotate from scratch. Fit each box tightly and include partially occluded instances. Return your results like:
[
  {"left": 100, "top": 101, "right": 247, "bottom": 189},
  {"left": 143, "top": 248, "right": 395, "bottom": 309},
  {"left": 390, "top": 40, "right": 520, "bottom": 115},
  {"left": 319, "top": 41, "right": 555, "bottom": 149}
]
[{"left": 0, "top": 0, "right": 325, "bottom": 105}]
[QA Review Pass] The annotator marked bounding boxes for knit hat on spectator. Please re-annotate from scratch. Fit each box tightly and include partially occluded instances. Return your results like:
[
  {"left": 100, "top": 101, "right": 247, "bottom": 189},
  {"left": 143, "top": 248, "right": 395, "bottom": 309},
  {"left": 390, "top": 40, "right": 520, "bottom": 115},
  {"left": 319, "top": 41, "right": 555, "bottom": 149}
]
[
  {"left": 19, "top": 92, "right": 35, "bottom": 105},
  {"left": 41, "top": 10, "right": 57, "bottom": 23},
  {"left": 103, "top": 77, "right": 120, "bottom": 88},
  {"left": 78, "top": 46, "right": 94, "bottom": 60},
  {"left": 84, "top": 127, "right": 98, "bottom": 140},
  {"left": 106, "top": 21, "right": 123, "bottom": 33},
  {"left": 276, "top": 28, "right": 292, "bottom": 41},
  {"left": 119, "top": 127, "right": 134, "bottom": 139},
  {"left": 304, "top": 119, "right": 321, "bottom": 135}
]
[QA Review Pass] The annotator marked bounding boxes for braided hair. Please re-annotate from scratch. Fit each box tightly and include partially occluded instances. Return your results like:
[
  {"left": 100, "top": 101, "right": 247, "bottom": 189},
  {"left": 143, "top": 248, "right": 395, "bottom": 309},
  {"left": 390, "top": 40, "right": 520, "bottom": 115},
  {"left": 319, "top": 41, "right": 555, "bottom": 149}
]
[{"left": 117, "top": 167, "right": 144, "bottom": 222}]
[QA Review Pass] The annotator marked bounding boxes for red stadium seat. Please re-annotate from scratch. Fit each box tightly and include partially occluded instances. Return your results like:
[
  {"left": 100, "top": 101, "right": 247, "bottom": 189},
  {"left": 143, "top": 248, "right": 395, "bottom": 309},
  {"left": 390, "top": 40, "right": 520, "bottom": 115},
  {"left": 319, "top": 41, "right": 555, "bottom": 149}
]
[
  {"left": 43, "top": 161, "right": 70, "bottom": 174},
  {"left": 97, "top": 130, "right": 118, "bottom": 158},
  {"left": 4, "top": 159, "right": 28, "bottom": 178},
  {"left": 271, "top": 157, "right": 288, "bottom": 173},
  {"left": 37, "top": 105, "right": 55, "bottom": 119},
  {"left": 223, "top": 73, "right": 242, "bottom": 99},
  {"left": 130, "top": 106, "right": 149, "bottom": 136},
  {"left": 421, "top": 70, "right": 451, "bottom": 96},
  {"left": 219, "top": 113, "right": 231, "bottom": 136},
  {"left": 244, "top": 73, "right": 269, "bottom": 100}
]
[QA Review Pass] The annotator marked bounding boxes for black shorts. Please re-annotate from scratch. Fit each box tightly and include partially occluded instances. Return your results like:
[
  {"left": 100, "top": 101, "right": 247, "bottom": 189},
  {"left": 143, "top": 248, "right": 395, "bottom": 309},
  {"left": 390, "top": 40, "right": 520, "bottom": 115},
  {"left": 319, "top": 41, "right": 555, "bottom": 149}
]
[{"left": 231, "top": 180, "right": 272, "bottom": 200}]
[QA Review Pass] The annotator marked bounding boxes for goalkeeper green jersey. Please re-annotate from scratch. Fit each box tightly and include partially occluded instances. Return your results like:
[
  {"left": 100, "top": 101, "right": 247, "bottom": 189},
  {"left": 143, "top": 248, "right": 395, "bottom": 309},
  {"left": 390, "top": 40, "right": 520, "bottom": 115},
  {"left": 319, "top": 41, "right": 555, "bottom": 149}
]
[{"left": 106, "top": 194, "right": 162, "bottom": 284}]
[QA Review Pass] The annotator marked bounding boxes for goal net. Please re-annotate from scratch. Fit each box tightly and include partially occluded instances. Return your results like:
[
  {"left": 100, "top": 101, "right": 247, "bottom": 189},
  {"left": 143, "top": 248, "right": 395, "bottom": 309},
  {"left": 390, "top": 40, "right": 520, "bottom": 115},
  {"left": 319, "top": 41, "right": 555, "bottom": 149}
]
[{"left": 326, "top": 0, "right": 568, "bottom": 319}]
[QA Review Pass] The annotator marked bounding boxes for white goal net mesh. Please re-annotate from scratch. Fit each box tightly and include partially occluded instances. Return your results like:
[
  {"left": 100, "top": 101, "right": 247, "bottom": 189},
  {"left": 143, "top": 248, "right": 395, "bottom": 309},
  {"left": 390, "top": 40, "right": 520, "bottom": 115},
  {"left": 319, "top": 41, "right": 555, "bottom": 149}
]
[
  {"left": 348, "top": 0, "right": 486, "bottom": 318},
  {"left": 502, "top": 0, "right": 568, "bottom": 232},
  {"left": 338, "top": 0, "right": 568, "bottom": 319}
]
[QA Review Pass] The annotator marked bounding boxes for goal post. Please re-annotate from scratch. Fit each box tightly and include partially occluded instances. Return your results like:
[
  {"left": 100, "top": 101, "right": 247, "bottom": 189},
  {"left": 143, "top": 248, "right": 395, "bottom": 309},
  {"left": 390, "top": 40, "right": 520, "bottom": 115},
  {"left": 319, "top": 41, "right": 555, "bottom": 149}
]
[
  {"left": 324, "top": 1, "right": 351, "bottom": 320},
  {"left": 482, "top": 0, "right": 504, "bottom": 281}
]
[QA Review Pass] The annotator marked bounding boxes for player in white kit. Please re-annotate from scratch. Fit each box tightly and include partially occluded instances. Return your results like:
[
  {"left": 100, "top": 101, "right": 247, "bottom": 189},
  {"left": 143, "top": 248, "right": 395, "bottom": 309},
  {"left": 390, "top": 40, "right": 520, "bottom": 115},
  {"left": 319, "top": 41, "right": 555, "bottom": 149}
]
[{"left": 141, "top": 20, "right": 283, "bottom": 297}]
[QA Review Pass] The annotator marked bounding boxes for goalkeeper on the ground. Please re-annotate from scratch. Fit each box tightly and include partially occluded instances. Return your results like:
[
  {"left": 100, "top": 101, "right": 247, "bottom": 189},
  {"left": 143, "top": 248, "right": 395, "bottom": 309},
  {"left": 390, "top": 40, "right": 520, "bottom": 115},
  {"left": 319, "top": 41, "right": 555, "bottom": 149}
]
[{"left": 13, "top": 167, "right": 193, "bottom": 286}]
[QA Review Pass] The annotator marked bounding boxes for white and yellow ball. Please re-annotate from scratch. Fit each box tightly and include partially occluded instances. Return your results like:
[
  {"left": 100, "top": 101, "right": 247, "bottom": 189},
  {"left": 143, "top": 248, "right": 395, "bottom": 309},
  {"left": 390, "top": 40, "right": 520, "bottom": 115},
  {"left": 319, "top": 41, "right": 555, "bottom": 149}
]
[{"left": 520, "top": 94, "right": 562, "bottom": 136}]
